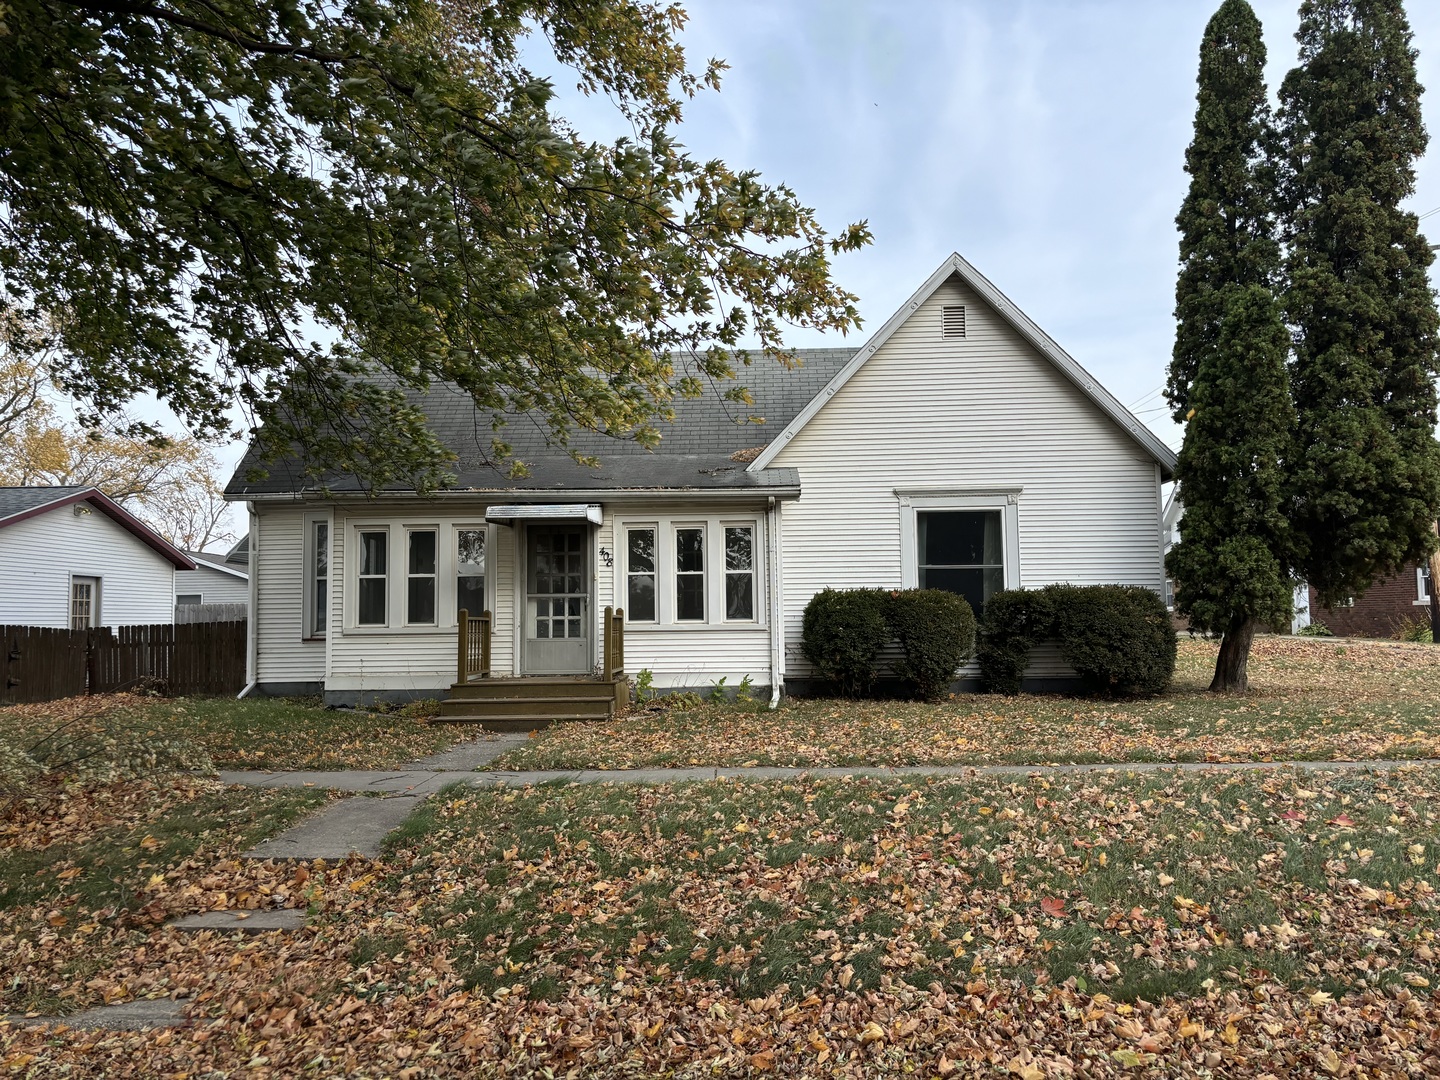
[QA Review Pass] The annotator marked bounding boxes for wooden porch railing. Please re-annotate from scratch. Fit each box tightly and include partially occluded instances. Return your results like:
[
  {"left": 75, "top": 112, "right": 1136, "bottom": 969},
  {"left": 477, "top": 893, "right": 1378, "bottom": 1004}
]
[
  {"left": 602, "top": 606, "right": 626, "bottom": 708},
  {"left": 456, "top": 609, "right": 491, "bottom": 684}
]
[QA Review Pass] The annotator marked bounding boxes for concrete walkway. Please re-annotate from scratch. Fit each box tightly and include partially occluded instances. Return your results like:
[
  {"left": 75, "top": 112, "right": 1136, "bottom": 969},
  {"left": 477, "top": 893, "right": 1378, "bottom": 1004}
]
[{"left": 217, "top": 756, "right": 1431, "bottom": 794}]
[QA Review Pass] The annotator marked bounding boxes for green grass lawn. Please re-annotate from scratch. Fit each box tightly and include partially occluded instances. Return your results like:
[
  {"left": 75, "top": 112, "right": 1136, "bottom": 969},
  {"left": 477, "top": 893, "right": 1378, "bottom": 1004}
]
[
  {"left": 383, "top": 766, "right": 1440, "bottom": 1007},
  {"left": 1, "top": 693, "right": 472, "bottom": 771},
  {"left": 0, "top": 777, "right": 327, "bottom": 1015},
  {"left": 494, "top": 636, "right": 1440, "bottom": 770}
]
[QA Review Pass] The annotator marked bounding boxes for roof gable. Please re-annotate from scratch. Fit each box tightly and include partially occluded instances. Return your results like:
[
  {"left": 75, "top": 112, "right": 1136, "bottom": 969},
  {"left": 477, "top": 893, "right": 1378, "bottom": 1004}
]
[
  {"left": 0, "top": 486, "right": 196, "bottom": 569},
  {"left": 747, "top": 253, "right": 1177, "bottom": 479}
]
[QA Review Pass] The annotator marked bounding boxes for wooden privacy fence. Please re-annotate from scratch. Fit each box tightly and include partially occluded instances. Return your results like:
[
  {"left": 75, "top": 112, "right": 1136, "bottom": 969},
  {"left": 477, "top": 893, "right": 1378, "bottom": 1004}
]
[
  {"left": 1, "top": 620, "right": 247, "bottom": 704},
  {"left": 175, "top": 602, "right": 249, "bottom": 624}
]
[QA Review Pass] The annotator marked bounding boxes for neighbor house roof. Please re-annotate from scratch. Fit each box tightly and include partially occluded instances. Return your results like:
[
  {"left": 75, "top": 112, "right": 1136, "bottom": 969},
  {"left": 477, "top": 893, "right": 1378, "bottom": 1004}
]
[
  {"left": 748, "top": 254, "right": 1178, "bottom": 479},
  {"left": 182, "top": 550, "right": 249, "bottom": 579},
  {"left": 0, "top": 486, "right": 196, "bottom": 569},
  {"left": 225, "top": 349, "right": 856, "bottom": 498}
]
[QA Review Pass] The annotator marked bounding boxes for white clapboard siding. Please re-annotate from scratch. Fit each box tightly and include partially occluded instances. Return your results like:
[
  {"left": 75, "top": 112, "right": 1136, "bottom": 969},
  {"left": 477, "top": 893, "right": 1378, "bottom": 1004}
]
[
  {"left": 0, "top": 506, "right": 175, "bottom": 627},
  {"left": 173, "top": 562, "right": 249, "bottom": 605},
  {"left": 253, "top": 506, "right": 325, "bottom": 685},
  {"left": 772, "top": 274, "right": 1163, "bottom": 679}
]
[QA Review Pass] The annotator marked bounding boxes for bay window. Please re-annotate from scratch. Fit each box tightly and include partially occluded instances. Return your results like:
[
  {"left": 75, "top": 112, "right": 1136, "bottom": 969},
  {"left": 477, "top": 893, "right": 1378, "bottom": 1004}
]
[{"left": 614, "top": 515, "right": 763, "bottom": 626}]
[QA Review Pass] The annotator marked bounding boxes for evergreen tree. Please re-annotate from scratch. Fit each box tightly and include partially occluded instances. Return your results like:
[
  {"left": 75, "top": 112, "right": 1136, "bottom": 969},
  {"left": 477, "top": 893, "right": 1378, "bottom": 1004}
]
[
  {"left": 1279, "top": 0, "right": 1440, "bottom": 606},
  {"left": 1166, "top": 0, "right": 1295, "bottom": 691}
]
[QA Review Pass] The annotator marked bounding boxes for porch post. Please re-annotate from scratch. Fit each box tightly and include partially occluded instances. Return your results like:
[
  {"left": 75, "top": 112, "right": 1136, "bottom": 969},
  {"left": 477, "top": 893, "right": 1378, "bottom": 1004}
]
[{"left": 457, "top": 608, "right": 469, "bottom": 685}]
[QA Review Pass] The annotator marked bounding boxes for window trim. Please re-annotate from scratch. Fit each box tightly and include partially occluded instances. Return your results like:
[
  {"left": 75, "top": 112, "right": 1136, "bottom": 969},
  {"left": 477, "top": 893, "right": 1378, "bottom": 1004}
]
[
  {"left": 721, "top": 522, "right": 758, "bottom": 623},
  {"left": 623, "top": 523, "right": 659, "bottom": 624},
  {"left": 897, "top": 488, "right": 1021, "bottom": 598},
  {"left": 403, "top": 526, "right": 439, "bottom": 627},
  {"left": 612, "top": 514, "right": 765, "bottom": 628},
  {"left": 455, "top": 524, "right": 489, "bottom": 621},
  {"left": 302, "top": 513, "right": 331, "bottom": 640},
  {"left": 176, "top": 592, "right": 204, "bottom": 606},
  {"left": 354, "top": 527, "right": 391, "bottom": 627},
  {"left": 672, "top": 521, "right": 708, "bottom": 623},
  {"left": 344, "top": 519, "right": 493, "bottom": 634},
  {"left": 1418, "top": 564, "right": 1433, "bottom": 606}
]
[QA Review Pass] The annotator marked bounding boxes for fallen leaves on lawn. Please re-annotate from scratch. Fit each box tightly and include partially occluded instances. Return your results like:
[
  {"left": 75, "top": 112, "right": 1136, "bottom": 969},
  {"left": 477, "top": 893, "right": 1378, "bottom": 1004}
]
[{"left": 496, "top": 637, "right": 1440, "bottom": 772}]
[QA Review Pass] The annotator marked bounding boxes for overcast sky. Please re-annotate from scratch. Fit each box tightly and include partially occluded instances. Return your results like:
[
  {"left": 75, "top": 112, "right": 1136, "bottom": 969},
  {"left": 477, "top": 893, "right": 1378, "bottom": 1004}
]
[{"left": 204, "top": 0, "right": 1440, "bottom": 541}]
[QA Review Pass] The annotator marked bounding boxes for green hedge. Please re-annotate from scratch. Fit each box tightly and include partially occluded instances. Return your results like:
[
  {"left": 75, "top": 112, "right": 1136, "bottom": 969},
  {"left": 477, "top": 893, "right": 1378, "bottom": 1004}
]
[
  {"left": 888, "top": 589, "right": 977, "bottom": 700},
  {"left": 800, "top": 588, "right": 891, "bottom": 696},
  {"left": 800, "top": 587, "right": 977, "bottom": 699},
  {"left": 977, "top": 584, "right": 1176, "bottom": 697}
]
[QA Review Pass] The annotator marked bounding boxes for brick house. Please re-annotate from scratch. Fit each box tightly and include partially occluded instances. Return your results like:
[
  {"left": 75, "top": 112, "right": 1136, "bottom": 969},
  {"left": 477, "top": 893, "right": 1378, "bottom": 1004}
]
[{"left": 1308, "top": 562, "right": 1433, "bottom": 638}]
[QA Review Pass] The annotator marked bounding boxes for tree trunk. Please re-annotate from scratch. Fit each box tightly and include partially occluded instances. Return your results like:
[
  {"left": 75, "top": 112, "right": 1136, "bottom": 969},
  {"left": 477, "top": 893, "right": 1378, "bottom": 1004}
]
[
  {"left": 1429, "top": 523, "right": 1439, "bottom": 643},
  {"left": 1210, "top": 617, "right": 1257, "bottom": 692}
]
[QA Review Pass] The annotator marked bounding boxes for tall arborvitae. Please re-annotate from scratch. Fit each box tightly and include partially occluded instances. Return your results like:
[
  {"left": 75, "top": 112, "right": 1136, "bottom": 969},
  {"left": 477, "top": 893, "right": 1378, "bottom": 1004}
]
[
  {"left": 1279, "top": 0, "right": 1440, "bottom": 606},
  {"left": 1166, "top": 0, "right": 1295, "bottom": 692}
]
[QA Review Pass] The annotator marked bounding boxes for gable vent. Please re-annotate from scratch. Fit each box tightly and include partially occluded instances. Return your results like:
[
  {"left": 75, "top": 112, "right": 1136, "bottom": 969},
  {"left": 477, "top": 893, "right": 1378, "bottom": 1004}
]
[{"left": 942, "top": 305, "right": 966, "bottom": 339}]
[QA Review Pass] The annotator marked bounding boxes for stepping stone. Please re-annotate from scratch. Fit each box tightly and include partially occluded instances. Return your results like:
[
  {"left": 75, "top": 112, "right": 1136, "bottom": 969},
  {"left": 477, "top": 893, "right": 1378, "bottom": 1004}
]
[
  {"left": 169, "top": 909, "right": 307, "bottom": 935},
  {"left": 8, "top": 998, "right": 186, "bottom": 1030},
  {"left": 244, "top": 793, "right": 426, "bottom": 860}
]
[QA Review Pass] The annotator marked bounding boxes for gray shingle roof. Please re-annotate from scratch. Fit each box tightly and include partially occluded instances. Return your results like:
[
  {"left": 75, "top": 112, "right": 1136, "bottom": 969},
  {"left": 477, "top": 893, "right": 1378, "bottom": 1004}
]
[
  {"left": 226, "top": 349, "right": 857, "bottom": 497},
  {"left": 0, "top": 485, "right": 94, "bottom": 522}
]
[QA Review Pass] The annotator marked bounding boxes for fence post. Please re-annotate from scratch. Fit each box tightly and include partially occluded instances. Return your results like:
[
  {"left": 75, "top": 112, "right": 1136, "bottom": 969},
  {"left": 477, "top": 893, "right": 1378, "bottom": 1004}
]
[{"left": 457, "top": 608, "right": 469, "bottom": 685}]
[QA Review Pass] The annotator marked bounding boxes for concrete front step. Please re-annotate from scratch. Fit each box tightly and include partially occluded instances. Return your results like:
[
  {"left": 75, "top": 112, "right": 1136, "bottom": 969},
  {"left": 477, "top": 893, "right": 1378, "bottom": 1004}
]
[{"left": 437, "top": 713, "right": 611, "bottom": 731}]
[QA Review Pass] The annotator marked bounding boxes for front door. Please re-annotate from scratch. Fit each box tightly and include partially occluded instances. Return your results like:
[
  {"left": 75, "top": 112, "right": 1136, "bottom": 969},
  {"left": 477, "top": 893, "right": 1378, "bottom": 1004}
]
[{"left": 522, "top": 523, "right": 591, "bottom": 674}]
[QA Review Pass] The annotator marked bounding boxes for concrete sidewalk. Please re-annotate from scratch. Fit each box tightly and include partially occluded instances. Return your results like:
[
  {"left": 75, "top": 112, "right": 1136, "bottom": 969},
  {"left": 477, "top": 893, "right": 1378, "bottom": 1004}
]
[{"left": 217, "top": 756, "right": 1429, "bottom": 794}]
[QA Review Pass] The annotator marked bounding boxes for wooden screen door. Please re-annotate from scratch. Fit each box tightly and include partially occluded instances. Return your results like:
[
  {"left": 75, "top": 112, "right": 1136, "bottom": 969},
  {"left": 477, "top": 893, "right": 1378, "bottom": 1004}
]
[{"left": 522, "top": 523, "right": 591, "bottom": 674}]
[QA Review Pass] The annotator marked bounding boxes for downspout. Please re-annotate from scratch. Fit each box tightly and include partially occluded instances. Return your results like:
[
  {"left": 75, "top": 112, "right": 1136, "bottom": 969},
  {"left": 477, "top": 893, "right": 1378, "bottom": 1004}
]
[
  {"left": 237, "top": 504, "right": 259, "bottom": 698},
  {"left": 766, "top": 496, "right": 785, "bottom": 709}
]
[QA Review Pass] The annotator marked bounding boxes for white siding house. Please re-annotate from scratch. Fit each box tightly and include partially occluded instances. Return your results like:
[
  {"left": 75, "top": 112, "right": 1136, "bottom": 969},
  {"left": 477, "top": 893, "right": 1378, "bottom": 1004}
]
[
  {"left": 174, "top": 551, "right": 249, "bottom": 608},
  {"left": 228, "top": 254, "right": 1176, "bottom": 703},
  {"left": 0, "top": 487, "right": 195, "bottom": 629}
]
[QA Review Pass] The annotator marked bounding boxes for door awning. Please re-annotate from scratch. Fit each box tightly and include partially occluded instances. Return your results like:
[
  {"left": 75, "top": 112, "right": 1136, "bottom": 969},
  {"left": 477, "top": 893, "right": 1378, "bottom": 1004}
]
[{"left": 485, "top": 503, "right": 603, "bottom": 526}]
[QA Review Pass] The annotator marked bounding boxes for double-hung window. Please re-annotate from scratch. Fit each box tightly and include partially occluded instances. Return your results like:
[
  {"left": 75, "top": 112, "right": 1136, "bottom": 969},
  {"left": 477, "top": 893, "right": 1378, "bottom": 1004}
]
[
  {"left": 625, "top": 526, "right": 657, "bottom": 622},
  {"left": 406, "top": 529, "right": 437, "bottom": 625},
  {"left": 357, "top": 530, "right": 388, "bottom": 626},
  {"left": 1419, "top": 564, "right": 1433, "bottom": 605},
  {"left": 306, "top": 518, "right": 329, "bottom": 637},
  {"left": 456, "top": 528, "right": 486, "bottom": 617},
  {"left": 724, "top": 525, "right": 755, "bottom": 620},
  {"left": 674, "top": 525, "right": 706, "bottom": 621},
  {"left": 900, "top": 490, "right": 1019, "bottom": 617}
]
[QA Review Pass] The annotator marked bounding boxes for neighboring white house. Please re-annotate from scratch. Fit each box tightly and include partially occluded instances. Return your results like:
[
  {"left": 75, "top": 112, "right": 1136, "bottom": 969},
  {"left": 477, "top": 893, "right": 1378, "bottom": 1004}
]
[
  {"left": 0, "top": 486, "right": 195, "bottom": 629},
  {"left": 226, "top": 253, "right": 1177, "bottom": 703},
  {"left": 174, "top": 541, "right": 250, "bottom": 610}
]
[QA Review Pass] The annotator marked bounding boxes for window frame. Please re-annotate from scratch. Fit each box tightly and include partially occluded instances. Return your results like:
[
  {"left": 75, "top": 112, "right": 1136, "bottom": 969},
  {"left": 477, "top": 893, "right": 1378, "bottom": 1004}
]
[
  {"left": 69, "top": 575, "right": 101, "bottom": 630},
  {"left": 1418, "top": 564, "right": 1433, "bottom": 606},
  {"left": 176, "top": 592, "right": 204, "bottom": 606},
  {"left": 623, "top": 523, "right": 659, "bottom": 624},
  {"left": 403, "top": 526, "right": 439, "bottom": 626},
  {"left": 672, "top": 521, "right": 708, "bottom": 623},
  {"left": 455, "top": 525, "right": 489, "bottom": 621},
  {"left": 721, "top": 522, "right": 758, "bottom": 623},
  {"left": 302, "top": 513, "right": 331, "bottom": 640},
  {"left": 611, "top": 514, "right": 765, "bottom": 629},
  {"left": 354, "top": 528, "right": 390, "bottom": 627},
  {"left": 897, "top": 489, "right": 1021, "bottom": 605}
]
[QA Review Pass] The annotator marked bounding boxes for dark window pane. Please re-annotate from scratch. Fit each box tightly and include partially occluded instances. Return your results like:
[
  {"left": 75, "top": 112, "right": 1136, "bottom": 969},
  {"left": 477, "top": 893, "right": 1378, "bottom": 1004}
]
[
  {"left": 176, "top": 593, "right": 203, "bottom": 606},
  {"left": 676, "top": 574, "right": 705, "bottom": 620},
  {"left": 408, "top": 531, "right": 436, "bottom": 575},
  {"left": 457, "top": 529, "right": 485, "bottom": 574},
  {"left": 457, "top": 575, "right": 485, "bottom": 617},
  {"left": 313, "top": 580, "right": 327, "bottom": 634},
  {"left": 726, "top": 572, "right": 754, "bottom": 620},
  {"left": 725, "top": 527, "right": 753, "bottom": 571},
  {"left": 360, "top": 531, "right": 386, "bottom": 576},
  {"left": 628, "top": 573, "right": 656, "bottom": 621},
  {"left": 919, "top": 566, "right": 1004, "bottom": 614},
  {"left": 407, "top": 577, "right": 436, "bottom": 624},
  {"left": 358, "top": 578, "right": 386, "bottom": 624},
  {"left": 315, "top": 522, "right": 328, "bottom": 576},
  {"left": 919, "top": 512, "right": 1002, "bottom": 567},
  {"left": 676, "top": 528, "right": 704, "bottom": 573},
  {"left": 628, "top": 529, "right": 655, "bottom": 573}
]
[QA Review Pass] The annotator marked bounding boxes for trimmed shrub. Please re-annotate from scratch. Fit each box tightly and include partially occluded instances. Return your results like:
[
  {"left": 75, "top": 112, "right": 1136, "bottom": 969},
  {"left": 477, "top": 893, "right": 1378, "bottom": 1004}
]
[
  {"left": 1296, "top": 620, "right": 1332, "bottom": 637},
  {"left": 975, "top": 588, "right": 1055, "bottom": 695},
  {"left": 801, "top": 588, "right": 892, "bottom": 696},
  {"left": 886, "top": 589, "right": 977, "bottom": 700},
  {"left": 1054, "top": 585, "right": 1176, "bottom": 697},
  {"left": 977, "top": 584, "right": 1176, "bottom": 697}
]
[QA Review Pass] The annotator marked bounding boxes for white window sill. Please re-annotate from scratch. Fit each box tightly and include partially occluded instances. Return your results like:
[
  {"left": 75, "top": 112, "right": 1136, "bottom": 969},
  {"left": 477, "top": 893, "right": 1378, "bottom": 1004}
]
[
  {"left": 342, "top": 625, "right": 455, "bottom": 636},
  {"left": 623, "top": 622, "right": 766, "bottom": 632}
]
